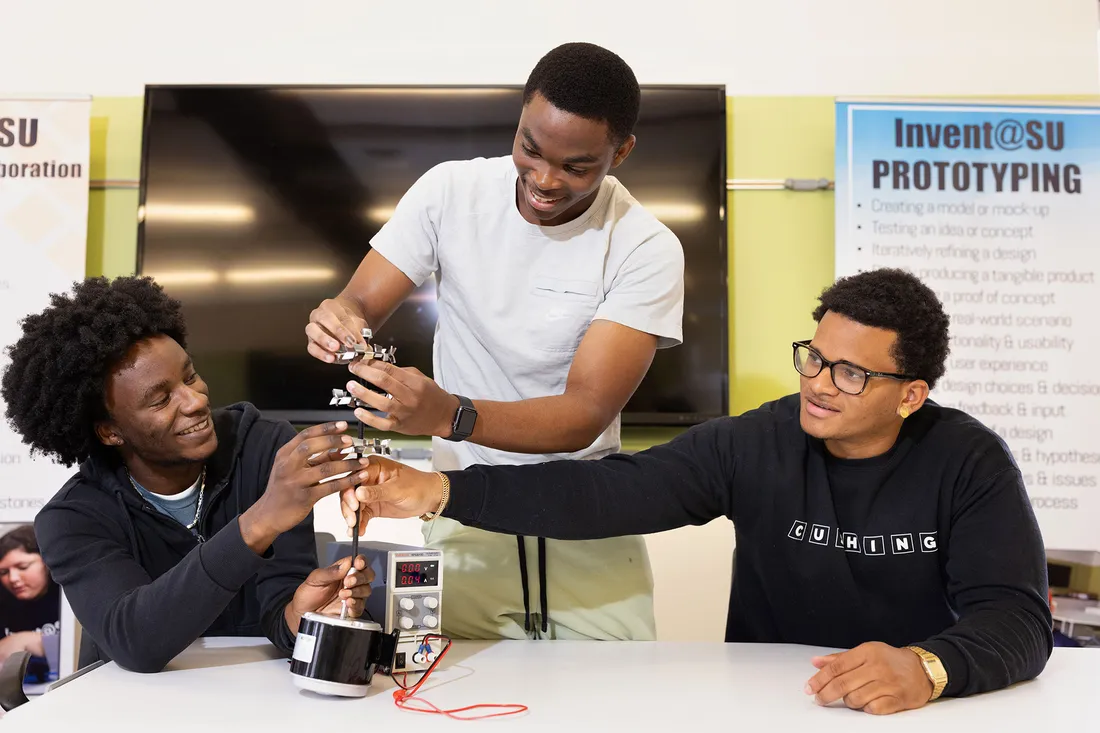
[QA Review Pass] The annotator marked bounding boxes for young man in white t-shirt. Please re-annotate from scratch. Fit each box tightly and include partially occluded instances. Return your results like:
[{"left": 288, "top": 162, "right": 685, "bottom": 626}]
[{"left": 305, "top": 42, "right": 684, "bottom": 641}]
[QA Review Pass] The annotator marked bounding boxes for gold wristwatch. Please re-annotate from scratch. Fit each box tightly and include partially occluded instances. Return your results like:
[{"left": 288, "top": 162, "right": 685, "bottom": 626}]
[{"left": 906, "top": 646, "right": 948, "bottom": 701}]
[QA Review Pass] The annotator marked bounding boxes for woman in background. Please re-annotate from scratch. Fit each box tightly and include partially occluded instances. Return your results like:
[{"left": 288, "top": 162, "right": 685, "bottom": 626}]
[{"left": 0, "top": 525, "right": 60, "bottom": 675}]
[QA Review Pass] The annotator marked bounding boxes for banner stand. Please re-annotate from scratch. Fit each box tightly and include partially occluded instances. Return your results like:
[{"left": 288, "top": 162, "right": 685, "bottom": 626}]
[
  {"left": 836, "top": 98, "right": 1100, "bottom": 552},
  {"left": 1, "top": 93, "right": 92, "bottom": 682}
]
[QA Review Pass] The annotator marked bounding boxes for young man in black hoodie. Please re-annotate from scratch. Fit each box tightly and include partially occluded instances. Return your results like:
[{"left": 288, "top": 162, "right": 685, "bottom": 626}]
[
  {"left": 341, "top": 268, "right": 1053, "bottom": 715},
  {"left": 1, "top": 276, "right": 373, "bottom": 673}
]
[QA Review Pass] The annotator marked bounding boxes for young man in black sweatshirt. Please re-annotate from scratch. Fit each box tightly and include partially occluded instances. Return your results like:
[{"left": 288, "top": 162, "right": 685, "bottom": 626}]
[
  {"left": 341, "top": 268, "right": 1053, "bottom": 715},
  {"left": 1, "top": 276, "right": 373, "bottom": 673}
]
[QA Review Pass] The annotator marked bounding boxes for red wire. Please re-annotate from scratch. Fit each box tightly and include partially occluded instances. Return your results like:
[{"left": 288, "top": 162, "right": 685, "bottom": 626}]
[{"left": 392, "top": 634, "right": 528, "bottom": 721}]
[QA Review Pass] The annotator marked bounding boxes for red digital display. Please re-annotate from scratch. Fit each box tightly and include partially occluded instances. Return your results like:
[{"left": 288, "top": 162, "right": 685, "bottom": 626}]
[{"left": 395, "top": 560, "right": 438, "bottom": 587}]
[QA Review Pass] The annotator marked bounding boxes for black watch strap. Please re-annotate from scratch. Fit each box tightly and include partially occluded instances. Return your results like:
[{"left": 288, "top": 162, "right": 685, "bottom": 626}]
[{"left": 445, "top": 394, "right": 477, "bottom": 442}]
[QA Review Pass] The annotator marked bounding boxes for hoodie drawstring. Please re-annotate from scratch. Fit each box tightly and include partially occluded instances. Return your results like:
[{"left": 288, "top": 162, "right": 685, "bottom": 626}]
[
  {"left": 516, "top": 536, "right": 531, "bottom": 633},
  {"left": 536, "top": 537, "right": 548, "bottom": 634},
  {"left": 515, "top": 535, "right": 549, "bottom": 636}
]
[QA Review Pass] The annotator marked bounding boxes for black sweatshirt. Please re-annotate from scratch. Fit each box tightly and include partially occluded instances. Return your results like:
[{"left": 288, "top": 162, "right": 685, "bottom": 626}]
[
  {"left": 34, "top": 403, "right": 316, "bottom": 673},
  {"left": 442, "top": 394, "right": 1053, "bottom": 697}
]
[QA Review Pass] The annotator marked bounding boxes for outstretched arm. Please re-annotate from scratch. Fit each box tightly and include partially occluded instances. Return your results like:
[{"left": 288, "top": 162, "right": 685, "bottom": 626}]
[{"left": 342, "top": 417, "right": 737, "bottom": 540}]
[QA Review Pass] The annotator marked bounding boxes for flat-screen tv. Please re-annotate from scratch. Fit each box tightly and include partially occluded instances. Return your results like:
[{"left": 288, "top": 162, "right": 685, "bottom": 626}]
[
  {"left": 137, "top": 85, "right": 727, "bottom": 426},
  {"left": 1047, "top": 562, "right": 1072, "bottom": 589}
]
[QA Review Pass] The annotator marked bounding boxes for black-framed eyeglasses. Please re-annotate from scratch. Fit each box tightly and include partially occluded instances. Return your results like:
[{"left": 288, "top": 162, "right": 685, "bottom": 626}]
[{"left": 792, "top": 340, "right": 917, "bottom": 396}]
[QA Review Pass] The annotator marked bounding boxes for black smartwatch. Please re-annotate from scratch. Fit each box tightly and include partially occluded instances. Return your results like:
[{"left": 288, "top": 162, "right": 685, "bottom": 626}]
[{"left": 445, "top": 394, "right": 477, "bottom": 442}]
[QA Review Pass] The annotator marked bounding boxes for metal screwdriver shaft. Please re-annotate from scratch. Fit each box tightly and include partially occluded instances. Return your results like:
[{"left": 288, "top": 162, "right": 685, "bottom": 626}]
[{"left": 341, "top": 392, "right": 367, "bottom": 620}]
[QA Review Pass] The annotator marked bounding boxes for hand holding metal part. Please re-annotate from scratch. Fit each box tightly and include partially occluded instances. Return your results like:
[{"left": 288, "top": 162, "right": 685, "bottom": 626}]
[{"left": 334, "top": 328, "right": 397, "bottom": 365}]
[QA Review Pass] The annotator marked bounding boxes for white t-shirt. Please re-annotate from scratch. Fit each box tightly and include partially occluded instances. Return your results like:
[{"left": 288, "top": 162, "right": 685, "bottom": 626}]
[{"left": 370, "top": 155, "right": 684, "bottom": 640}]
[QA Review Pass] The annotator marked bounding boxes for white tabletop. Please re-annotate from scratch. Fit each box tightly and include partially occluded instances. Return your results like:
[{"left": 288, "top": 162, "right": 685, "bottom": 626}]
[
  {"left": 1052, "top": 597, "right": 1100, "bottom": 626},
  {"left": 2, "top": 638, "right": 1094, "bottom": 730}
]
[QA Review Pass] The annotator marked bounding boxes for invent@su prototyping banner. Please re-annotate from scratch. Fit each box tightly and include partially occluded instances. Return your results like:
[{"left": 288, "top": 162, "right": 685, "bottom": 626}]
[
  {"left": 0, "top": 96, "right": 90, "bottom": 523},
  {"left": 835, "top": 100, "right": 1100, "bottom": 551}
]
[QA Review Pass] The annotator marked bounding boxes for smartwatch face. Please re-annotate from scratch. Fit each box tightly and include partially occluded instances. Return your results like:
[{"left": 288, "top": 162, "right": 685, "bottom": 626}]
[{"left": 454, "top": 406, "right": 477, "bottom": 436}]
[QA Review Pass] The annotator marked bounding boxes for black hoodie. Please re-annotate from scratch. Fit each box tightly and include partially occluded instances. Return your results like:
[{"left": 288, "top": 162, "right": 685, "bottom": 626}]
[{"left": 34, "top": 403, "right": 315, "bottom": 673}]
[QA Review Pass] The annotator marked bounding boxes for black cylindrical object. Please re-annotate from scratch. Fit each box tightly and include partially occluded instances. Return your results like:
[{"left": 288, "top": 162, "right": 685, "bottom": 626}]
[{"left": 289, "top": 612, "right": 394, "bottom": 697}]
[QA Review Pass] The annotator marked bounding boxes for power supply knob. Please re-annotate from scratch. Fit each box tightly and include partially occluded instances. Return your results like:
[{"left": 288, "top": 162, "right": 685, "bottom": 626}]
[
  {"left": 400, "top": 616, "right": 414, "bottom": 630},
  {"left": 423, "top": 615, "right": 438, "bottom": 628},
  {"left": 423, "top": 597, "right": 438, "bottom": 610},
  {"left": 399, "top": 598, "right": 415, "bottom": 611}
]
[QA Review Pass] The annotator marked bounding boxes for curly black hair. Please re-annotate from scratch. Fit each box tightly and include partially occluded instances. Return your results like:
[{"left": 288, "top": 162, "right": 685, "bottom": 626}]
[
  {"left": 812, "top": 268, "right": 951, "bottom": 390},
  {"left": 1, "top": 276, "right": 187, "bottom": 467},
  {"left": 523, "top": 42, "right": 640, "bottom": 145}
]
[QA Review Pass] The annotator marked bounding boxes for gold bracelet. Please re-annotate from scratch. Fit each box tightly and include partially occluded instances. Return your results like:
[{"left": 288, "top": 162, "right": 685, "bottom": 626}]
[{"left": 419, "top": 472, "right": 450, "bottom": 521}]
